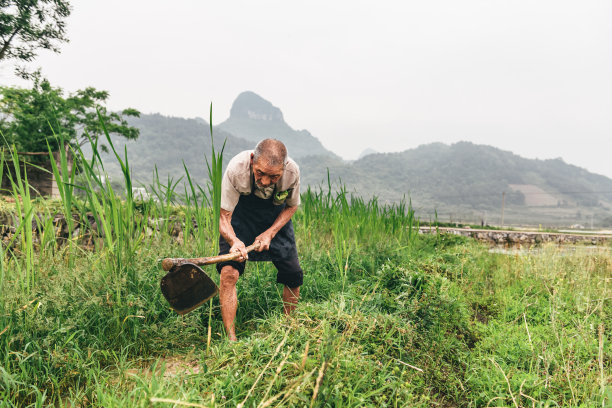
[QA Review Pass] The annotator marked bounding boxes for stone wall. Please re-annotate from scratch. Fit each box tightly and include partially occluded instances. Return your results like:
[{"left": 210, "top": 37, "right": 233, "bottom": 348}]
[
  {"left": 419, "top": 227, "right": 611, "bottom": 246},
  {"left": 1, "top": 150, "right": 72, "bottom": 198}
]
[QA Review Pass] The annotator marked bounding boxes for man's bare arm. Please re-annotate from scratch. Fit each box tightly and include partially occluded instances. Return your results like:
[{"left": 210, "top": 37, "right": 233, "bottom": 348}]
[
  {"left": 254, "top": 205, "right": 298, "bottom": 251},
  {"left": 219, "top": 209, "right": 248, "bottom": 261}
]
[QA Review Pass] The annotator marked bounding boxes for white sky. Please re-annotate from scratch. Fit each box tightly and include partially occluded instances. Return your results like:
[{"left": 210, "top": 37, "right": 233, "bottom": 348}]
[{"left": 2, "top": 0, "right": 611, "bottom": 178}]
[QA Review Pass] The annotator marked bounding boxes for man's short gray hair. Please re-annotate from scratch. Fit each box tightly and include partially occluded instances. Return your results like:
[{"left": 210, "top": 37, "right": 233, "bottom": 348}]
[{"left": 253, "top": 139, "right": 287, "bottom": 167}]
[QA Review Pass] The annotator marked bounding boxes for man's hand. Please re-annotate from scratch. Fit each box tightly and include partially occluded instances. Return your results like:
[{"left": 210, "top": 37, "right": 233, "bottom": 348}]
[
  {"left": 230, "top": 239, "right": 248, "bottom": 262},
  {"left": 254, "top": 231, "right": 275, "bottom": 252}
]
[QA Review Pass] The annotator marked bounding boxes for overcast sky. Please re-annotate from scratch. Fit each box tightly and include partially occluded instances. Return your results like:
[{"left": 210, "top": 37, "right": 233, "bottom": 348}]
[{"left": 2, "top": 0, "right": 611, "bottom": 178}]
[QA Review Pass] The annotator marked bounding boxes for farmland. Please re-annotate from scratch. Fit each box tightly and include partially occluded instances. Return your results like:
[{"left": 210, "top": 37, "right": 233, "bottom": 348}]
[{"left": 0, "top": 137, "right": 610, "bottom": 407}]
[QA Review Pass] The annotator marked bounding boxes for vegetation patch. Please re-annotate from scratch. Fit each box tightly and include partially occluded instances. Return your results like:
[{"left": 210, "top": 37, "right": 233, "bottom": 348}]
[{"left": 0, "top": 131, "right": 609, "bottom": 407}]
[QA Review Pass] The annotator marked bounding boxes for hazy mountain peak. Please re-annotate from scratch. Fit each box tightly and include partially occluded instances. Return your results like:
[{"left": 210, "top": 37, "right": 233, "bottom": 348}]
[
  {"left": 357, "top": 148, "right": 378, "bottom": 159},
  {"left": 229, "top": 91, "right": 284, "bottom": 123},
  {"left": 217, "top": 91, "right": 337, "bottom": 159}
]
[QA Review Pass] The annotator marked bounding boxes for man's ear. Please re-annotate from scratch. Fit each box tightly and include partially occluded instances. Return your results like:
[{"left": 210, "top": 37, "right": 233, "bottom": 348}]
[{"left": 250, "top": 153, "right": 254, "bottom": 166}]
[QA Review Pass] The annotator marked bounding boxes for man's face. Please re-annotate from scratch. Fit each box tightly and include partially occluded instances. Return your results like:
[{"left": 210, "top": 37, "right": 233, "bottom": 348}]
[{"left": 251, "top": 154, "right": 284, "bottom": 189}]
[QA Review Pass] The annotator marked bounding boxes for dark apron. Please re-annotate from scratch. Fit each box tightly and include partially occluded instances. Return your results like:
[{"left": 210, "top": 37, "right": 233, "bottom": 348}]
[{"left": 219, "top": 179, "right": 298, "bottom": 262}]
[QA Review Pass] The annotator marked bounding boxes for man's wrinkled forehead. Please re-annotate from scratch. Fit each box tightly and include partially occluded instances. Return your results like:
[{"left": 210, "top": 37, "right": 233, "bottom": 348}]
[
  {"left": 254, "top": 162, "right": 284, "bottom": 176},
  {"left": 251, "top": 153, "right": 285, "bottom": 171}
]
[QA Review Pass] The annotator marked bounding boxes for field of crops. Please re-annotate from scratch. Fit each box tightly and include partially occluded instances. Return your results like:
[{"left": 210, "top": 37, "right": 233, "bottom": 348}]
[{"left": 0, "top": 129, "right": 610, "bottom": 407}]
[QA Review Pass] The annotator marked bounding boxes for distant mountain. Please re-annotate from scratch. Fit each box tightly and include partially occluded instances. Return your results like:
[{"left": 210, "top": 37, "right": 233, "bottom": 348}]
[
  {"left": 83, "top": 113, "right": 254, "bottom": 186},
  {"left": 87, "top": 105, "right": 612, "bottom": 227},
  {"left": 216, "top": 91, "right": 336, "bottom": 159},
  {"left": 357, "top": 148, "right": 377, "bottom": 160},
  {"left": 298, "top": 142, "right": 612, "bottom": 225}
]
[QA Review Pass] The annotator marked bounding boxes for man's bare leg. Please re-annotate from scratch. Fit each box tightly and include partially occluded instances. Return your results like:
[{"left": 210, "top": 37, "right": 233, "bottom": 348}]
[
  {"left": 219, "top": 266, "right": 240, "bottom": 341},
  {"left": 282, "top": 286, "right": 300, "bottom": 315}
]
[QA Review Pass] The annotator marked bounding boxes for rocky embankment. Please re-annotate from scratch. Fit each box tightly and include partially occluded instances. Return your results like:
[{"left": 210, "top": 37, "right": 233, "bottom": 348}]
[
  {"left": 420, "top": 227, "right": 611, "bottom": 246},
  {"left": 0, "top": 211, "right": 188, "bottom": 250}
]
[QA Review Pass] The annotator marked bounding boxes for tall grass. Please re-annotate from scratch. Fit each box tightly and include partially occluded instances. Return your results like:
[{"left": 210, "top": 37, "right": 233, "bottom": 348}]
[
  {"left": 204, "top": 103, "right": 225, "bottom": 254},
  {"left": 148, "top": 165, "right": 182, "bottom": 236},
  {"left": 0, "top": 116, "right": 608, "bottom": 407},
  {"left": 202, "top": 104, "right": 225, "bottom": 349},
  {"left": 4, "top": 147, "right": 36, "bottom": 293},
  {"left": 46, "top": 133, "right": 78, "bottom": 265},
  {"left": 181, "top": 161, "right": 210, "bottom": 253}
]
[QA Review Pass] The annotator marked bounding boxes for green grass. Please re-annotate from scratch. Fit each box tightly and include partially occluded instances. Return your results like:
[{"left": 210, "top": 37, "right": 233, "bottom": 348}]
[{"left": 0, "top": 128, "right": 610, "bottom": 407}]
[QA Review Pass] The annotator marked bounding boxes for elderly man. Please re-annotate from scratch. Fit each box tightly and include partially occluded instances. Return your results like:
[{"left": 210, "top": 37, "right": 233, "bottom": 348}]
[{"left": 216, "top": 139, "right": 303, "bottom": 341}]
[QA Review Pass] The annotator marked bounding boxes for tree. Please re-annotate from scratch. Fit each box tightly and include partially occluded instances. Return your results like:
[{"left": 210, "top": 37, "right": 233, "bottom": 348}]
[
  {"left": 0, "top": 0, "right": 71, "bottom": 63},
  {"left": 0, "top": 75, "right": 140, "bottom": 156}
]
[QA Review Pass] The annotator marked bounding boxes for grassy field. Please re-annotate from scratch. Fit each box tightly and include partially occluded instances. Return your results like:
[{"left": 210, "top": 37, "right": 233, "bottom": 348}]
[{"left": 0, "top": 131, "right": 610, "bottom": 407}]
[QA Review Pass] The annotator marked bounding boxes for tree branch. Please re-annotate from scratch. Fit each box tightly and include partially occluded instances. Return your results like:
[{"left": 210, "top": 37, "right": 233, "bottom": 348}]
[{"left": 0, "top": 25, "right": 22, "bottom": 61}]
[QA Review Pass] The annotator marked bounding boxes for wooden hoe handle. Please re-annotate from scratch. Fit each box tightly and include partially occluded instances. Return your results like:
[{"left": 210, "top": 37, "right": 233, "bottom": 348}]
[{"left": 161, "top": 242, "right": 262, "bottom": 271}]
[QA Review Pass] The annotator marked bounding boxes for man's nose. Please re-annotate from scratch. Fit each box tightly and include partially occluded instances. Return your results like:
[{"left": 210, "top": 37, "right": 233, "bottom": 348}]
[{"left": 261, "top": 176, "right": 271, "bottom": 186}]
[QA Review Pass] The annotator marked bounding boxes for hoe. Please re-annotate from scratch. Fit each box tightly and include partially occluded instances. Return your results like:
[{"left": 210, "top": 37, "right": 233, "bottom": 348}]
[{"left": 160, "top": 242, "right": 261, "bottom": 315}]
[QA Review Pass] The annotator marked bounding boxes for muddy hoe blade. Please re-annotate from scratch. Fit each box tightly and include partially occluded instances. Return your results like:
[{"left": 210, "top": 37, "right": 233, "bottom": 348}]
[
  {"left": 161, "top": 263, "right": 218, "bottom": 315},
  {"left": 160, "top": 242, "right": 261, "bottom": 315}
]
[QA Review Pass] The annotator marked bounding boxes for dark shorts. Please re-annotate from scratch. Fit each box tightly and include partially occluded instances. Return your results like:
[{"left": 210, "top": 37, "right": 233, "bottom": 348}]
[{"left": 215, "top": 243, "right": 303, "bottom": 288}]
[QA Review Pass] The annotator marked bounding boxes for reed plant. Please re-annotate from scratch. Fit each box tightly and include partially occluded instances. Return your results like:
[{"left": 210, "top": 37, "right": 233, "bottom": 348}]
[
  {"left": 204, "top": 104, "right": 225, "bottom": 255},
  {"left": 46, "top": 131, "right": 78, "bottom": 265},
  {"left": 4, "top": 147, "right": 36, "bottom": 293},
  {"left": 202, "top": 104, "right": 225, "bottom": 350},
  {"left": 148, "top": 165, "right": 182, "bottom": 236}
]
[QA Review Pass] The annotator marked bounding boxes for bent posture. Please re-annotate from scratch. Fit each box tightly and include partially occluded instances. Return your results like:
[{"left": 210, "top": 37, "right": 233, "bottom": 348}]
[{"left": 216, "top": 139, "right": 303, "bottom": 341}]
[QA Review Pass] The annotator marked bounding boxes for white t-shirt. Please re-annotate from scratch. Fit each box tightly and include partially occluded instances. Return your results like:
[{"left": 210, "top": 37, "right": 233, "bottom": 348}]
[{"left": 220, "top": 150, "right": 301, "bottom": 212}]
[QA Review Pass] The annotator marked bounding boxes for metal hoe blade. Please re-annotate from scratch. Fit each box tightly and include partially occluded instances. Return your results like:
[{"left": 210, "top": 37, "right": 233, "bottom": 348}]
[{"left": 160, "top": 263, "right": 219, "bottom": 315}]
